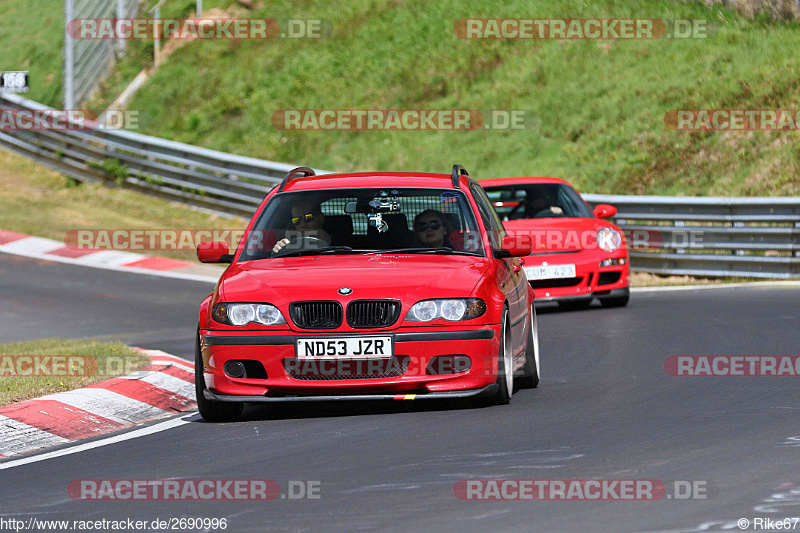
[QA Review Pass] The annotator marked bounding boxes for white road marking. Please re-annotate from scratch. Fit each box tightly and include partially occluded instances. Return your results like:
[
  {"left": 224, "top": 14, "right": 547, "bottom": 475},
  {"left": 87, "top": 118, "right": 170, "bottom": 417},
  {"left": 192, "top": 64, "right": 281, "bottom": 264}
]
[
  {"left": 73, "top": 250, "right": 145, "bottom": 266},
  {"left": 0, "top": 237, "right": 66, "bottom": 255},
  {"left": 0, "top": 414, "right": 196, "bottom": 470},
  {"left": 632, "top": 280, "right": 800, "bottom": 293}
]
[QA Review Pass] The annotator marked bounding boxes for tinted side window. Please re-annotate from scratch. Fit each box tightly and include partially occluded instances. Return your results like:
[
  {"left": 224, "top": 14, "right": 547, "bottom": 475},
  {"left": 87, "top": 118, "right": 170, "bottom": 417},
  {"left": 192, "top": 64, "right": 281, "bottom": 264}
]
[{"left": 470, "top": 183, "right": 505, "bottom": 249}]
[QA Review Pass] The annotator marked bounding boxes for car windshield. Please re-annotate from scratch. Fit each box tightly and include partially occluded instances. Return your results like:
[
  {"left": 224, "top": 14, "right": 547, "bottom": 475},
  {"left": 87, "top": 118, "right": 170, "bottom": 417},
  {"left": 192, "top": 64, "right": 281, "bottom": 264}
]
[
  {"left": 237, "top": 187, "right": 486, "bottom": 261},
  {"left": 483, "top": 183, "right": 594, "bottom": 220}
]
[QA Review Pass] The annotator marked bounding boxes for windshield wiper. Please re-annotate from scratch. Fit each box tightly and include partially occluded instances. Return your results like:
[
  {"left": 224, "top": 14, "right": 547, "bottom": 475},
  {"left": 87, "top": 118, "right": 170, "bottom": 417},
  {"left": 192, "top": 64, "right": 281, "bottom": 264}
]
[
  {"left": 274, "top": 246, "right": 357, "bottom": 258},
  {"left": 364, "top": 247, "right": 482, "bottom": 256}
]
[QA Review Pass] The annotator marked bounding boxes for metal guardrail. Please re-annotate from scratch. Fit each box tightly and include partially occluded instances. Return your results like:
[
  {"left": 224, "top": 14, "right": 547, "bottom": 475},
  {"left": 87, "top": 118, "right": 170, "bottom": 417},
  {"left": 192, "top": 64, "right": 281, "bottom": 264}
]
[
  {"left": 1, "top": 92, "right": 798, "bottom": 278},
  {"left": 582, "top": 194, "right": 800, "bottom": 279},
  {"left": 0, "top": 93, "right": 314, "bottom": 218}
]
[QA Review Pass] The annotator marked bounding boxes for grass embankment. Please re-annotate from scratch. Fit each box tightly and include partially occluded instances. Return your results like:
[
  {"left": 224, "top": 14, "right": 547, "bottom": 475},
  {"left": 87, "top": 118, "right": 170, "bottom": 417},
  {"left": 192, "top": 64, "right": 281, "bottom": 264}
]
[
  {"left": 0, "top": 149, "right": 247, "bottom": 261},
  {"left": 0, "top": 339, "right": 148, "bottom": 406},
  {"left": 81, "top": 0, "right": 800, "bottom": 196},
  {"left": 4, "top": 0, "right": 798, "bottom": 196}
]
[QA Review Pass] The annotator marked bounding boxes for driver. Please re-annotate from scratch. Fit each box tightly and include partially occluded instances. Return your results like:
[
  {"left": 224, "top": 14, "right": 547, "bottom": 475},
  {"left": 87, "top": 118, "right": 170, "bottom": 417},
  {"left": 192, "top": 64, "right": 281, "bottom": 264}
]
[
  {"left": 413, "top": 210, "right": 451, "bottom": 248},
  {"left": 524, "top": 187, "right": 563, "bottom": 218},
  {"left": 272, "top": 200, "right": 331, "bottom": 254}
]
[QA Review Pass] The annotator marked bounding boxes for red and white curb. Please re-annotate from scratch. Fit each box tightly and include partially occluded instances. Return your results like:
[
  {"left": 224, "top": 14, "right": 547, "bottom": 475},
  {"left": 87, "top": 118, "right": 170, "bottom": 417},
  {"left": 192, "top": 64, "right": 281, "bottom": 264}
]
[
  {"left": 0, "top": 229, "right": 219, "bottom": 283},
  {"left": 0, "top": 349, "right": 196, "bottom": 457}
]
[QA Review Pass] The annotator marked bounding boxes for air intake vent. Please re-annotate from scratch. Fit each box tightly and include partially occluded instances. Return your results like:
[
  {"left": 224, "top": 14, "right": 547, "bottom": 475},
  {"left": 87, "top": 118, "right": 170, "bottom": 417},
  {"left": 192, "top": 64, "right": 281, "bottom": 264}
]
[
  {"left": 289, "top": 301, "right": 343, "bottom": 329},
  {"left": 529, "top": 277, "right": 583, "bottom": 289},
  {"left": 346, "top": 300, "right": 401, "bottom": 328},
  {"left": 597, "top": 272, "right": 622, "bottom": 286}
]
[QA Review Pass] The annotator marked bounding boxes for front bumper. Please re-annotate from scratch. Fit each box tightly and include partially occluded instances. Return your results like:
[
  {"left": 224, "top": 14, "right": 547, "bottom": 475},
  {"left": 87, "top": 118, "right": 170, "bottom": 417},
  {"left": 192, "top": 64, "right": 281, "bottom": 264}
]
[
  {"left": 535, "top": 287, "right": 630, "bottom": 303},
  {"left": 526, "top": 252, "right": 629, "bottom": 302},
  {"left": 204, "top": 384, "right": 499, "bottom": 403},
  {"left": 200, "top": 327, "right": 500, "bottom": 398}
]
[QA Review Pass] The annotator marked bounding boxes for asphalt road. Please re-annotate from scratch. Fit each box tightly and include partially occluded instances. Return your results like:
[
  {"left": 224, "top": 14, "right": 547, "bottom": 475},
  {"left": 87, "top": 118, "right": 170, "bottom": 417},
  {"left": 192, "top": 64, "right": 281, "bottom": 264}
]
[
  {"left": 1, "top": 252, "right": 799, "bottom": 532},
  {"left": 0, "top": 253, "right": 207, "bottom": 356}
]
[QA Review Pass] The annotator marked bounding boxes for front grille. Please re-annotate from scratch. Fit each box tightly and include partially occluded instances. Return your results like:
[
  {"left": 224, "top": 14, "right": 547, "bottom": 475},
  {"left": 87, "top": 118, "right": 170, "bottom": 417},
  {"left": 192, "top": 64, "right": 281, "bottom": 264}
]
[
  {"left": 529, "top": 277, "right": 583, "bottom": 289},
  {"left": 346, "top": 300, "right": 401, "bottom": 328},
  {"left": 598, "top": 271, "right": 622, "bottom": 285},
  {"left": 289, "top": 301, "right": 343, "bottom": 329},
  {"left": 284, "top": 356, "right": 410, "bottom": 380}
]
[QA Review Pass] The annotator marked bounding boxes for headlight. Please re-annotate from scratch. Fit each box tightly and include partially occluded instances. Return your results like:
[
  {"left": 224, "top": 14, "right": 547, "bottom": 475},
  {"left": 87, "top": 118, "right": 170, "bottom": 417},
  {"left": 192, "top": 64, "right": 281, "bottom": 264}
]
[
  {"left": 596, "top": 228, "right": 622, "bottom": 252},
  {"left": 410, "top": 300, "right": 438, "bottom": 321},
  {"left": 407, "top": 299, "right": 486, "bottom": 322},
  {"left": 599, "top": 258, "right": 626, "bottom": 267},
  {"left": 213, "top": 303, "right": 286, "bottom": 326}
]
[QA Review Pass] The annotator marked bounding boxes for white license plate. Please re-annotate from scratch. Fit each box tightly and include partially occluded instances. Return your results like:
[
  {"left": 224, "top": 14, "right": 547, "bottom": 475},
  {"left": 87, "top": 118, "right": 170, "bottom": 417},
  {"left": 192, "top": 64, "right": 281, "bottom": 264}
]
[
  {"left": 296, "top": 336, "right": 393, "bottom": 359},
  {"left": 525, "top": 264, "right": 576, "bottom": 280}
]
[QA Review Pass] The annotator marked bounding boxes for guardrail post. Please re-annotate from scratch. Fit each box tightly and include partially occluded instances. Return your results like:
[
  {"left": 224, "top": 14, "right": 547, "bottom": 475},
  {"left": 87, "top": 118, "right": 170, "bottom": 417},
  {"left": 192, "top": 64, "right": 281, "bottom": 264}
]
[
  {"left": 796, "top": 221, "right": 800, "bottom": 258},
  {"left": 64, "top": 0, "right": 75, "bottom": 109},
  {"left": 674, "top": 220, "right": 685, "bottom": 254},
  {"left": 733, "top": 221, "right": 746, "bottom": 256},
  {"left": 154, "top": 7, "right": 162, "bottom": 66},
  {"left": 116, "top": 0, "right": 127, "bottom": 57}
]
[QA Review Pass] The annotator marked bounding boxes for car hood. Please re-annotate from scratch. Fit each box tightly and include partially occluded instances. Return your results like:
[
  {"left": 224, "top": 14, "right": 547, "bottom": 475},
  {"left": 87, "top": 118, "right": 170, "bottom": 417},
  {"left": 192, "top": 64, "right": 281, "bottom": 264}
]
[
  {"left": 218, "top": 254, "right": 492, "bottom": 303},
  {"left": 503, "top": 217, "right": 622, "bottom": 253}
]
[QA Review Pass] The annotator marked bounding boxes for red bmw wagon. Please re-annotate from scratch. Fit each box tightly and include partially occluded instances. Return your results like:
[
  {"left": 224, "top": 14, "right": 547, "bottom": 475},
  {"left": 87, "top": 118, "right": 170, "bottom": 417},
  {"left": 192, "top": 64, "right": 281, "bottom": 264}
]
[{"left": 195, "top": 166, "right": 539, "bottom": 421}]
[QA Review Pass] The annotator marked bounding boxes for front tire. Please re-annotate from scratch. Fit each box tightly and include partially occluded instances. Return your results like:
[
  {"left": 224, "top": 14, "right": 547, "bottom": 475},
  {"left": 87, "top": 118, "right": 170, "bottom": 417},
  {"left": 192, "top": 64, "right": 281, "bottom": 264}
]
[
  {"left": 517, "top": 306, "right": 540, "bottom": 389},
  {"left": 195, "top": 327, "right": 243, "bottom": 422},
  {"left": 488, "top": 309, "right": 513, "bottom": 405}
]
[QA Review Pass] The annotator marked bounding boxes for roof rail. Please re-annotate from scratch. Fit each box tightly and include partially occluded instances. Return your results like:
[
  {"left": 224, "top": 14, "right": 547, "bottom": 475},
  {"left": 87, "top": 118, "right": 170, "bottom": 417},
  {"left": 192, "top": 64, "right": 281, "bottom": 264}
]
[
  {"left": 277, "top": 167, "right": 316, "bottom": 192},
  {"left": 451, "top": 164, "right": 469, "bottom": 189}
]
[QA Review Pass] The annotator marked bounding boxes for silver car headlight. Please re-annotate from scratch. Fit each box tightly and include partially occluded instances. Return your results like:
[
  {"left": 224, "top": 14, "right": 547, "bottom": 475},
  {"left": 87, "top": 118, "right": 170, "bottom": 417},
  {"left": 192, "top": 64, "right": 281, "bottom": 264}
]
[
  {"left": 213, "top": 303, "right": 286, "bottom": 326},
  {"left": 596, "top": 228, "right": 622, "bottom": 252},
  {"left": 407, "top": 299, "right": 486, "bottom": 322}
]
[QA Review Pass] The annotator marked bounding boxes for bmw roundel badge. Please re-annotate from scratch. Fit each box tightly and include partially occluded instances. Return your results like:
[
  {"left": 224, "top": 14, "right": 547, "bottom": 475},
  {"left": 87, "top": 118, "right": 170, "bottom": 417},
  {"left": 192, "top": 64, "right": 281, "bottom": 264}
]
[{"left": 338, "top": 288, "right": 353, "bottom": 295}]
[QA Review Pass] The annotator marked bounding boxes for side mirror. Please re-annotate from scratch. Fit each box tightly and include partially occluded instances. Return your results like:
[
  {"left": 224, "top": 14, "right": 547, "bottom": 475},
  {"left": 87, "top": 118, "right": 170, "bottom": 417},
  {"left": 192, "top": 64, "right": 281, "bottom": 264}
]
[
  {"left": 493, "top": 235, "right": 532, "bottom": 258},
  {"left": 197, "top": 242, "right": 233, "bottom": 263},
  {"left": 593, "top": 204, "right": 617, "bottom": 218}
]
